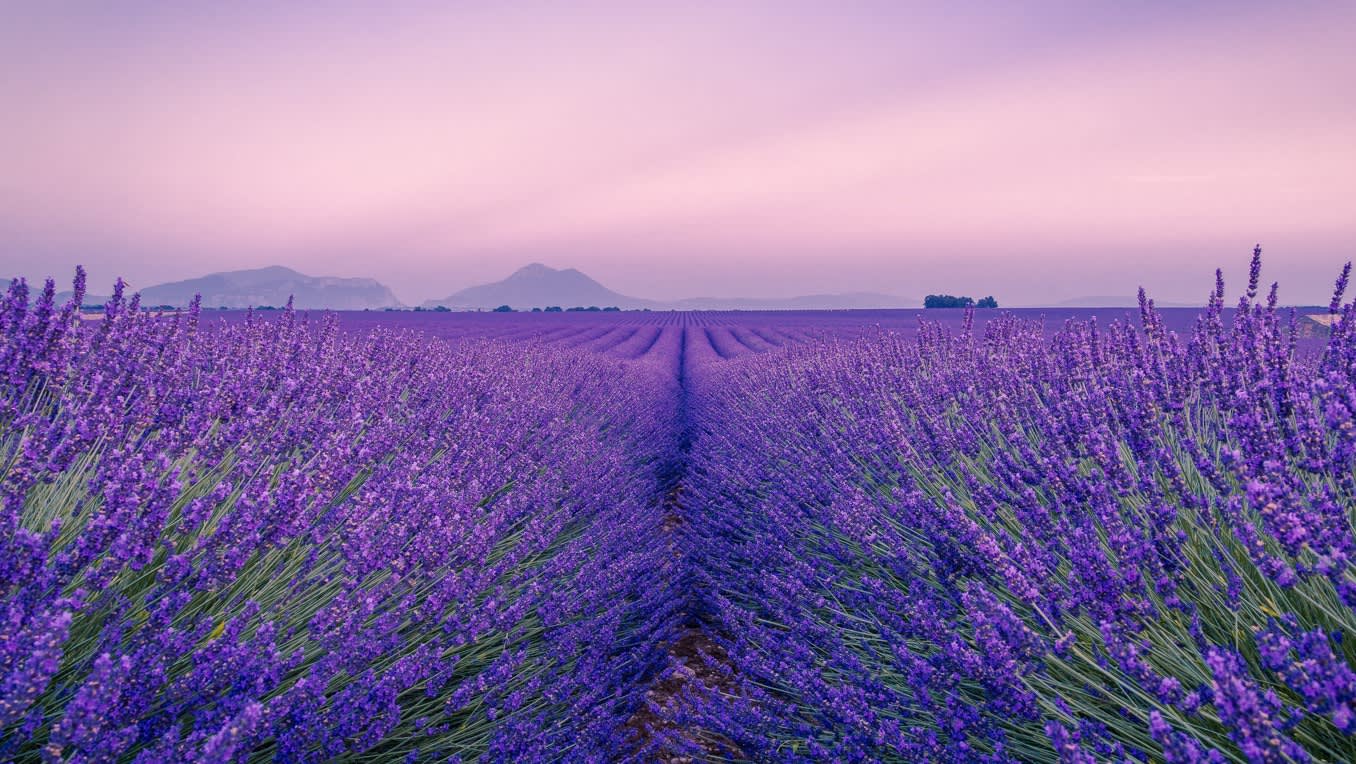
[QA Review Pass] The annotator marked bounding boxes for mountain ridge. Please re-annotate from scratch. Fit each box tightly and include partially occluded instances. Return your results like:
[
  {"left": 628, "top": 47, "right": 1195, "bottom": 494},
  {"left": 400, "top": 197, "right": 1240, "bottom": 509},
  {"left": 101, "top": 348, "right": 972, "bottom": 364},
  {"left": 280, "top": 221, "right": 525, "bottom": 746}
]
[
  {"left": 424, "top": 263, "right": 652, "bottom": 310},
  {"left": 50, "top": 262, "right": 913, "bottom": 311},
  {"left": 58, "top": 266, "right": 404, "bottom": 310},
  {"left": 423, "top": 263, "right": 912, "bottom": 311}
]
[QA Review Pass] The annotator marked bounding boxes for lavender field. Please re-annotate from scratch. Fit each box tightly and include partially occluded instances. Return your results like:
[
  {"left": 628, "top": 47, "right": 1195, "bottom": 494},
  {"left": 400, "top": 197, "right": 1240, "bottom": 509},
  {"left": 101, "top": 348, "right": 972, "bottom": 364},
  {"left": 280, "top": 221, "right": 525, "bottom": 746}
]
[{"left": 3, "top": 254, "right": 1355, "bottom": 763}]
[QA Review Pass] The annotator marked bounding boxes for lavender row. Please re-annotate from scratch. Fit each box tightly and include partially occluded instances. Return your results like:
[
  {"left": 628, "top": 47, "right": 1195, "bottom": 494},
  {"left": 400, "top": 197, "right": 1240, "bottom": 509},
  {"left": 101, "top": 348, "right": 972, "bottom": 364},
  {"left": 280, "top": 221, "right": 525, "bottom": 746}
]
[
  {"left": 680, "top": 252, "right": 1356, "bottom": 762},
  {"left": 0, "top": 272, "right": 684, "bottom": 761}
]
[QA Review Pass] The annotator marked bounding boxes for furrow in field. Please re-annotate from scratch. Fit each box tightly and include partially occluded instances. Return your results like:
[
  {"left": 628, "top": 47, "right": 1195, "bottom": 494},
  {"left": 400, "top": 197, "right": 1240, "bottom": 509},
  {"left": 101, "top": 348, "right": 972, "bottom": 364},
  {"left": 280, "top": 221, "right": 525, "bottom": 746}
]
[
  {"left": 609, "top": 326, "right": 663, "bottom": 359},
  {"left": 585, "top": 326, "right": 638, "bottom": 354},
  {"left": 726, "top": 327, "right": 772, "bottom": 354},
  {"left": 704, "top": 327, "right": 748, "bottom": 359}
]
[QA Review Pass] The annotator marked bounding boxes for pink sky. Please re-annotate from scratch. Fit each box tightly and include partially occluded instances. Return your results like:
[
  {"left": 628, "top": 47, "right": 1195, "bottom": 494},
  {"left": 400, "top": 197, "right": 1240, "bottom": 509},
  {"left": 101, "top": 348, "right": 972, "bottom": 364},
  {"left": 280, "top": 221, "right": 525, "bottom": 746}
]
[{"left": 2, "top": 2, "right": 1354, "bottom": 305}]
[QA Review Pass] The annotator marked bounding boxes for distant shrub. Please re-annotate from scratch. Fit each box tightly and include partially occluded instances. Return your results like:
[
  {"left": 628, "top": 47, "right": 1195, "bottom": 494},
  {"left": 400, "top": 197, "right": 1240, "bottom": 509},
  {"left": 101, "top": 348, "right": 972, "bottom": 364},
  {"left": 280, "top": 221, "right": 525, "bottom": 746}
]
[
  {"left": 977, "top": 295, "right": 998, "bottom": 308},
  {"left": 492, "top": 304, "right": 514, "bottom": 312},
  {"left": 923, "top": 294, "right": 974, "bottom": 308}
]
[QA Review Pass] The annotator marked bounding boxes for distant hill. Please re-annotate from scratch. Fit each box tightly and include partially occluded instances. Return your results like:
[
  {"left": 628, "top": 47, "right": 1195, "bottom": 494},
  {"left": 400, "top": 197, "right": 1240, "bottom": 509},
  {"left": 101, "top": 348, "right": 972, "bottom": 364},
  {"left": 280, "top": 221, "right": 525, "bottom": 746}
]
[
  {"left": 424, "top": 263, "right": 912, "bottom": 310},
  {"left": 1045, "top": 296, "right": 1141, "bottom": 308},
  {"left": 54, "top": 291, "right": 110, "bottom": 306},
  {"left": 423, "top": 263, "right": 654, "bottom": 310},
  {"left": 49, "top": 262, "right": 912, "bottom": 312},
  {"left": 1045, "top": 295, "right": 1200, "bottom": 309},
  {"left": 60, "top": 266, "right": 404, "bottom": 310},
  {"left": 669, "top": 292, "right": 908, "bottom": 311}
]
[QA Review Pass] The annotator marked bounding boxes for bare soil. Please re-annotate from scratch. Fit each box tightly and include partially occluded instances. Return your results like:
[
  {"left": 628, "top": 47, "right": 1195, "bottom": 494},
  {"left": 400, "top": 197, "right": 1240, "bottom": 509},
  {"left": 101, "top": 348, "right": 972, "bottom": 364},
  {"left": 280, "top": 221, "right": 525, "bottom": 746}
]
[{"left": 626, "top": 485, "right": 744, "bottom": 762}]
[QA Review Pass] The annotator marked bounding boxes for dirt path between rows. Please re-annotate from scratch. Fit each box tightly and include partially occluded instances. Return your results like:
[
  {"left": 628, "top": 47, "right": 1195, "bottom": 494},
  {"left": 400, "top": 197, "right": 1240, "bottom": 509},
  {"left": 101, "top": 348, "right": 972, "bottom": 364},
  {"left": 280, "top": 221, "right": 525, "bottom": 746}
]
[
  {"left": 625, "top": 485, "right": 743, "bottom": 762},
  {"left": 625, "top": 328, "right": 744, "bottom": 762}
]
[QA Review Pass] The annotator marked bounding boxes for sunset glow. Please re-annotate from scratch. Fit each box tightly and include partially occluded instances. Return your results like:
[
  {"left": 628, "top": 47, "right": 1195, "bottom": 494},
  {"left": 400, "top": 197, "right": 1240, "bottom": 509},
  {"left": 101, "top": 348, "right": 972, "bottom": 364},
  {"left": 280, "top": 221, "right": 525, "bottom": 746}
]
[{"left": 3, "top": 2, "right": 1353, "bottom": 304}]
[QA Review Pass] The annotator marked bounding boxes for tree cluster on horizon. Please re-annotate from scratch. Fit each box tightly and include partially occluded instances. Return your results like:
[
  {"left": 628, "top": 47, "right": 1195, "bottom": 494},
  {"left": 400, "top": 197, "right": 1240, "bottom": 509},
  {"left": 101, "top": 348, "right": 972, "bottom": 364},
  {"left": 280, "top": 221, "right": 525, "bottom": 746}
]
[{"left": 924, "top": 294, "right": 998, "bottom": 308}]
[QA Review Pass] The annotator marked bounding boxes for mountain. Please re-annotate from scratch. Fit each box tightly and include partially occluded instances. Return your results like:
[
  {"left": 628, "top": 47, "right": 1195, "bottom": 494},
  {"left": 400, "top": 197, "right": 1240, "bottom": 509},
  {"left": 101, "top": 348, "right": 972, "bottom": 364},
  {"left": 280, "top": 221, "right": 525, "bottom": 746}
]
[
  {"left": 114, "top": 266, "right": 403, "bottom": 309},
  {"left": 670, "top": 292, "right": 906, "bottom": 311},
  {"left": 1050, "top": 296, "right": 1129, "bottom": 307},
  {"left": 1047, "top": 295, "right": 1200, "bottom": 309},
  {"left": 423, "top": 263, "right": 658, "bottom": 310},
  {"left": 54, "top": 291, "right": 110, "bottom": 306},
  {"left": 424, "top": 264, "right": 912, "bottom": 310}
]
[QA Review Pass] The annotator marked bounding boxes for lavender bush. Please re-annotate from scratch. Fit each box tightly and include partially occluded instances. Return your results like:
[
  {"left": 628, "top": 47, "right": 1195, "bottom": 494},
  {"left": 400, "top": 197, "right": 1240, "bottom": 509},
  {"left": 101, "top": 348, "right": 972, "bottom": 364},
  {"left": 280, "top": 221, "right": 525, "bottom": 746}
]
[
  {"left": 0, "top": 271, "right": 683, "bottom": 761},
  {"left": 5, "top": 252, "right": 1354, "bottom": 763},
  {"left": 680, "top": 251, "right": 1356, "bottom": 762}
]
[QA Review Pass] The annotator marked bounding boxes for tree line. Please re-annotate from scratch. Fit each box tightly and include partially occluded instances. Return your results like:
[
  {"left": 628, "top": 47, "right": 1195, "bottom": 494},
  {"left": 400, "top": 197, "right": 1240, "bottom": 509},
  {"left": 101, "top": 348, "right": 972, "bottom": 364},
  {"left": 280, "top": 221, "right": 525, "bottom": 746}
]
[{"left": 923, "top": 294, "right": 998, "bottom": 308}]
